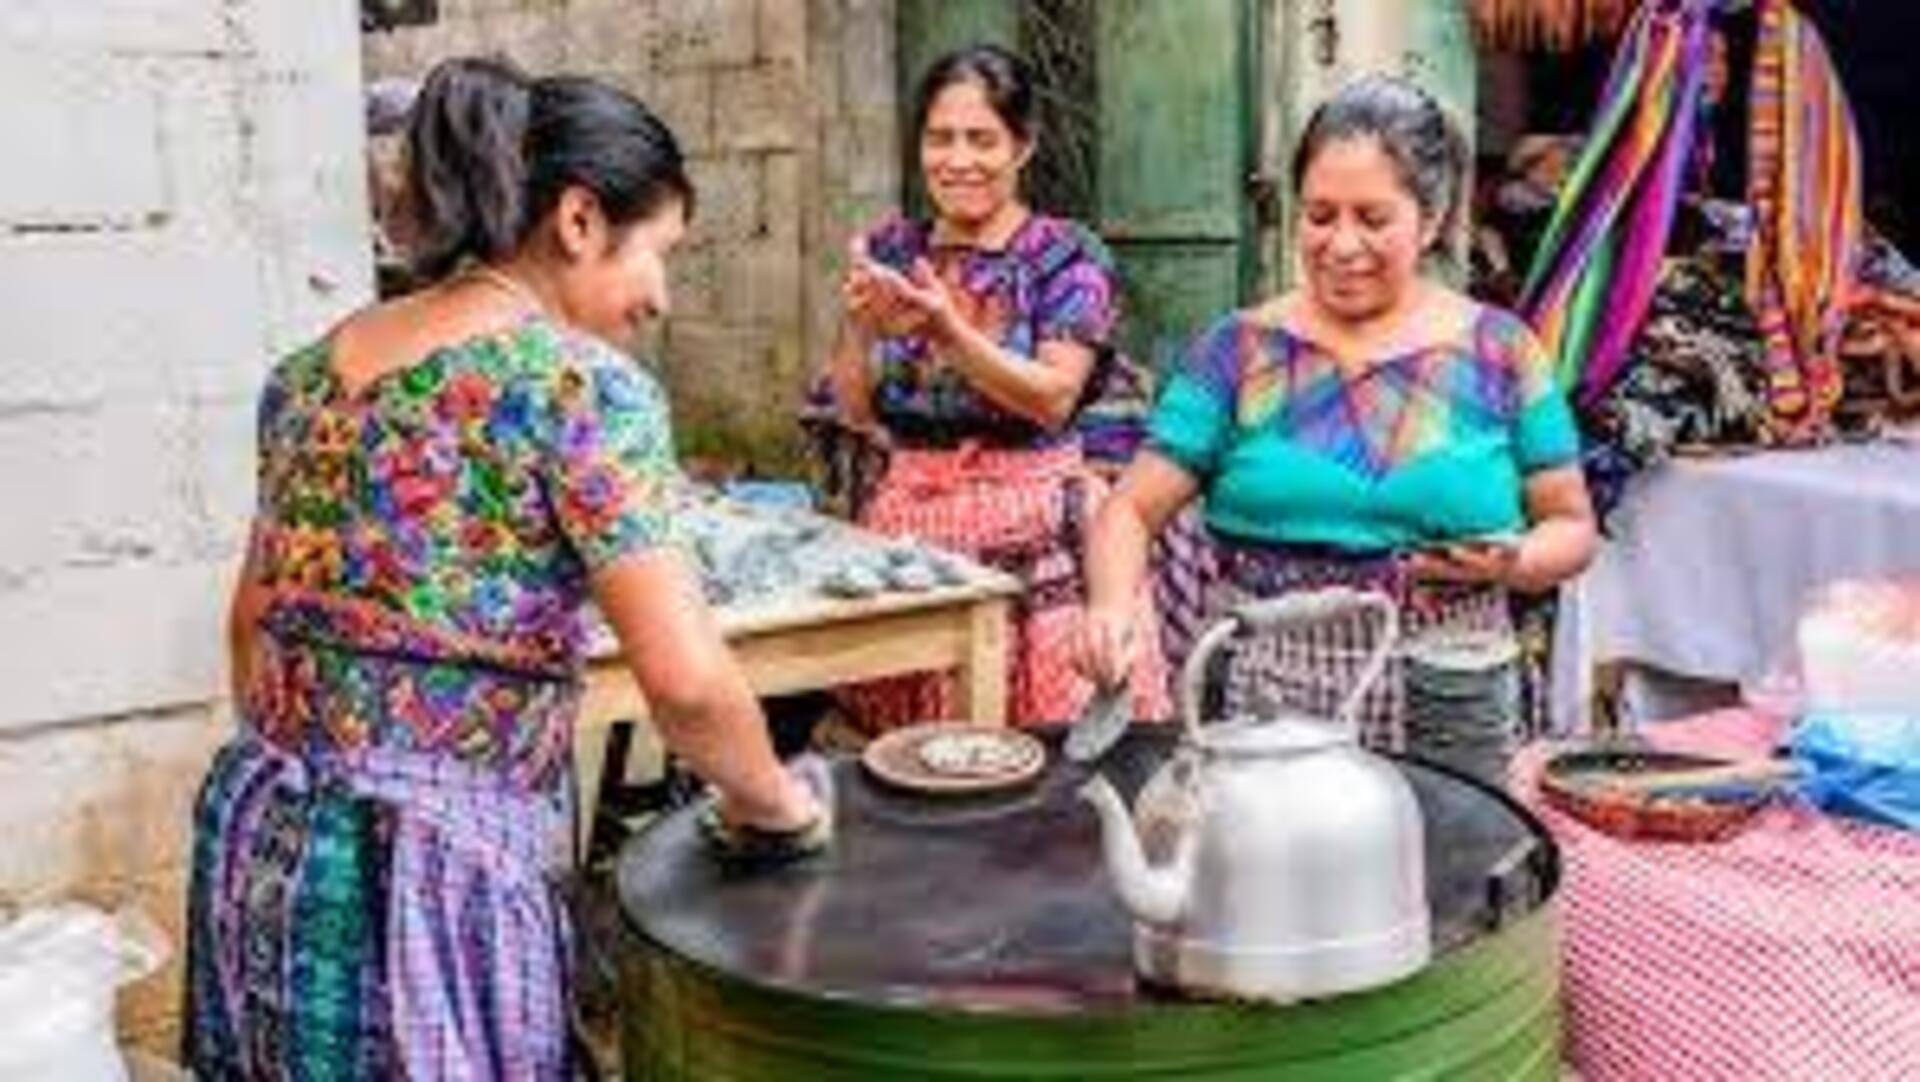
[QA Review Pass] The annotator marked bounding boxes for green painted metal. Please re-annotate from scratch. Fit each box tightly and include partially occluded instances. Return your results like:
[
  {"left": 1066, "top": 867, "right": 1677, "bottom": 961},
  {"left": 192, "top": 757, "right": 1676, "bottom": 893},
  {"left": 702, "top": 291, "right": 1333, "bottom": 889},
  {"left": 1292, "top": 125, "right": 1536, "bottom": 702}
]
[
  {"left": 1110, "top": 242, "right": 1246, "bottom": 379},
  {"left": 1097, "top": 0, "right": 1261, "bottom": 376},
  {"left": 1404, "top": 0, "right": 1478, "bottom": 123},
  {"left": 896, "top": 0, "right": 1020, "bottom": 77},
  {"left": 618, "top": 904, "right": 1562, "bottom": 1081},
  {"left": 895, "top": 0, "right": 1021, "bottom": 218}
]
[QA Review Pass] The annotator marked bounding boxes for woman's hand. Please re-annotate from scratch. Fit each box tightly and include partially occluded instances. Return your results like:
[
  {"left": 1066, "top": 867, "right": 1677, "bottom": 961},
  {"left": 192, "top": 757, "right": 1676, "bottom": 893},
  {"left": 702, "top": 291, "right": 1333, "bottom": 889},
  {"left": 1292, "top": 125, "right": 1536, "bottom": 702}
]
[
  {"left": 1072, "top": 603, "right": 1139, "bottom": 691},
  {"left": 1411, "top": 466, "right": 1599, "bottom": 595},
  {"left": 1080, "top": 454, "right": 1199, "bottom": 687},
  {"left": 842, "top": 238, "right": 927, "bottom": 339},
  {"left": 1407, "top": 537, "right": 1522, "bottom": 586},
  {"left": 845, "top": 251, "right": 967, "bottom": 344},
  {"left": 718, "top": 761, "right": 824, "bottom": 833},
  {"left": 891, "top": 258, "right": 968, "bottom": 344},
  {"left": 594, "top": 550, "right": 823, "bottom": 844}
]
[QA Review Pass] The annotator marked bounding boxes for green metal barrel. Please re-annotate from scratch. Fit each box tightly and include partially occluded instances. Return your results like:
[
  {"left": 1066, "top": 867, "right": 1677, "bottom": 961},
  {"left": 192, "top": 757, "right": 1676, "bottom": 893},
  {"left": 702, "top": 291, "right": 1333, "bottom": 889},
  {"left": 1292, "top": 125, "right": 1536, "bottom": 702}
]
[{"left": 615, "top": 736, "right": 1561, "bottom": 1080}]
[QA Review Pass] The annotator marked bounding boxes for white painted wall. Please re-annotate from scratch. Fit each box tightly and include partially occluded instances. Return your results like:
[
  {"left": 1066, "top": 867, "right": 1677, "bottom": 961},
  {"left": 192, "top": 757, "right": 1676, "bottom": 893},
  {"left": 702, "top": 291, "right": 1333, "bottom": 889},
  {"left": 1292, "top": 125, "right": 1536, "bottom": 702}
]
[
  {"left": 0, "top": 0, "right": 373, "bottom": 728},
  {"left": 1265, "top": 0, "right": 1480, "bottom": 287}
]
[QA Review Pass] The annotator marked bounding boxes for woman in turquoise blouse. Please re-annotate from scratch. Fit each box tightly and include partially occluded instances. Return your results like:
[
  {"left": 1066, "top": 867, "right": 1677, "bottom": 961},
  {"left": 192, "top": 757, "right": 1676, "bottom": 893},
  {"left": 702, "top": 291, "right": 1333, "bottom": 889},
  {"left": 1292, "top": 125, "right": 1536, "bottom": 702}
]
[{"left": 1077, "top": 76, "right": 1597, "bottom": 782}]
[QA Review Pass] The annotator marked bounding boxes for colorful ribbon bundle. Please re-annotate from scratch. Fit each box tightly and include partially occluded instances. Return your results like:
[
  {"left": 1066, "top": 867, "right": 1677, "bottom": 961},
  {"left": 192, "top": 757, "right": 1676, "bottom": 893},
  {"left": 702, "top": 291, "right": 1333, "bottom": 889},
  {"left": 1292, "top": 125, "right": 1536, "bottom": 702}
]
[{"left": 1521, "top": 0, "right": 1865, "bottom": 441}]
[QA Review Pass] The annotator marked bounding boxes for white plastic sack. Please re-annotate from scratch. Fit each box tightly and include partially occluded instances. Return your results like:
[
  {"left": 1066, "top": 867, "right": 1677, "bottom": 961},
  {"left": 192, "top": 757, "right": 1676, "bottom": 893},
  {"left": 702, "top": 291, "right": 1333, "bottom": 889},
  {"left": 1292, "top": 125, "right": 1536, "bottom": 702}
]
[{"left": 0, "top": 904, "right": 167, "bottom": 1082}]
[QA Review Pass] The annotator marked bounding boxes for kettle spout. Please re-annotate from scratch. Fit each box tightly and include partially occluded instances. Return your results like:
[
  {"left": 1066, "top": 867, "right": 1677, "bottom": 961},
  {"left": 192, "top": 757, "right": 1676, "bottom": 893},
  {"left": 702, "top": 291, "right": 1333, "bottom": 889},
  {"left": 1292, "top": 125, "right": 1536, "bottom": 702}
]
[{"left": 1078, "top": 775, "right": 1192, "bottom": 926}]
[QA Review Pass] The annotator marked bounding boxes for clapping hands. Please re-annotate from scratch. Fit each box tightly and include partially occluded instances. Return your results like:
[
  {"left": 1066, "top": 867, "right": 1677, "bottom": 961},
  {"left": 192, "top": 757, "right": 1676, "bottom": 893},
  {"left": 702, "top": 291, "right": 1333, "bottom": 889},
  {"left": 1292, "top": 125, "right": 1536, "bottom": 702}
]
[{"left": 841, "top": 237, "right": 962, "bottom": 342}]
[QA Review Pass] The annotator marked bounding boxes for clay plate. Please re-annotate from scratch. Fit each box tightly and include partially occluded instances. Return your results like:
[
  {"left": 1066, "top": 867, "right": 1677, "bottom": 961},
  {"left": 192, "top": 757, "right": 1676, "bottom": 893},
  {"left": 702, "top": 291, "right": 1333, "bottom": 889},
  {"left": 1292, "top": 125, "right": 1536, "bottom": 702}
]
[{"left": 861, "top": 722, "right": 1047, "bottom": 795}]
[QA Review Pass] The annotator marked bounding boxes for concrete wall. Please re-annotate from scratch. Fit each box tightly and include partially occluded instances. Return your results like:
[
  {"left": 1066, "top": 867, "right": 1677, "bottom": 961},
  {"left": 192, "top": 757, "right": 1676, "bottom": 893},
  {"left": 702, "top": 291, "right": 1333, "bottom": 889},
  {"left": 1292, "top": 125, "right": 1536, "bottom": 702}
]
[
  {"left": 0, "top": 0, "right": 373, "bottom": 1055},
  {"left": 1266, "top": 0, "right": 1480, "bottom": 286},
  {"left": 363, "top": 0, "right": 899, "bottom": 471},
  {"left": 0, "top": 0, "right": 894, "bottom": 1056}
]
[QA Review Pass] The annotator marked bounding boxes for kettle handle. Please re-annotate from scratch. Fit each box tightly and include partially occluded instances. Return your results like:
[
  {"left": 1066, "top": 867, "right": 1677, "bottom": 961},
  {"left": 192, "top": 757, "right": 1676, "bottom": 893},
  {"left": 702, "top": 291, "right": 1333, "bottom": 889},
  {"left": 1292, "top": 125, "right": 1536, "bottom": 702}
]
[{"left": 1178, "top": 587, "right": 1400, "bottom": 743}]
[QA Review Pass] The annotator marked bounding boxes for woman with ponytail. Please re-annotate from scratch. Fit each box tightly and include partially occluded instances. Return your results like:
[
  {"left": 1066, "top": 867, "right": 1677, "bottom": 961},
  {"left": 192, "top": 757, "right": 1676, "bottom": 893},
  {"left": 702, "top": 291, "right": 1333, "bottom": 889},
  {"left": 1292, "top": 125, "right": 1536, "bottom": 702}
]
[{"left": 186, "top": 57, "right": 824, "bottom": 1078}]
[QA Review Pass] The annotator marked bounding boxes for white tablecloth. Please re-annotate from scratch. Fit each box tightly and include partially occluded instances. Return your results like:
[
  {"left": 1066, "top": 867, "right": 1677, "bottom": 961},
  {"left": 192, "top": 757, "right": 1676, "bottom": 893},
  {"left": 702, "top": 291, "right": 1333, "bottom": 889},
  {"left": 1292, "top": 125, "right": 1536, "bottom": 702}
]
[{"left": 1553, "top": 441, "right": 1920, "bottom": 730}]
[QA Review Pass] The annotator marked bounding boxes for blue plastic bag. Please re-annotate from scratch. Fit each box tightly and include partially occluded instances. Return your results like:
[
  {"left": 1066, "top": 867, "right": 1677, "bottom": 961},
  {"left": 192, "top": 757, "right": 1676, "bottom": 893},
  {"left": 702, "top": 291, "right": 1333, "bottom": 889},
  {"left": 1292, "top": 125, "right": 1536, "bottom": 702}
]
[
  {"left": 722, "top": 480, "right": 815, "bottom": 512},
  {"left": 1790, "top": 712, "right": 1920, "bottom": 833}
]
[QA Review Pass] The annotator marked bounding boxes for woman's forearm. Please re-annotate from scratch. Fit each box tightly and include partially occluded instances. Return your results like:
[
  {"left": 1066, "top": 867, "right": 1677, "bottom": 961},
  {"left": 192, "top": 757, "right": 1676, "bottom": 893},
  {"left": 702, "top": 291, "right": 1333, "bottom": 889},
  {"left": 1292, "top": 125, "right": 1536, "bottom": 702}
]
[
  {"left": 1510, "top": 514, "right": 1597, "bottom": 593},
  {"left": 597, "top": 552, "right": 808, "bottom": 826},
  {"left": 648, "top": 661, "right": 799, "bottom": 822},
  {"left": 1086, "top": 492, "right": 1154, "bottom": 614},
  {"left": 1088, "top": 454, "right": 1201, "bottom": 610},
  {"left": 936, "top": 319, "right": 1087, "bottom": 430},
  {"left": 1511, "top": 465, "right": 1598, "bottom": 594},
  {"left": 829, "top": 320, "right": 878, "bottom": 428}
]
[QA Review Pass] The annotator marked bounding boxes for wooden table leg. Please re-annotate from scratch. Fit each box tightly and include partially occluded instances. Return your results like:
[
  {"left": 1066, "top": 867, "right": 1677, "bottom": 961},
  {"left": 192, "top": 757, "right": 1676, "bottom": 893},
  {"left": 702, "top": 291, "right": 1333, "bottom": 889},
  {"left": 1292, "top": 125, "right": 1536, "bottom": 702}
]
[{"left": 956, "top": 596, "right": 1011, "bottom": 726}]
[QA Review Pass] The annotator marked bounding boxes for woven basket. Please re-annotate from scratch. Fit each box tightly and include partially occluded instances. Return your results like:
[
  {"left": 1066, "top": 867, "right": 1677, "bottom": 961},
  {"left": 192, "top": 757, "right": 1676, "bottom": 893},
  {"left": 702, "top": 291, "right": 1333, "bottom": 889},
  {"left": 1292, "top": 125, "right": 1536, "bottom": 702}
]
[{"left": 1539, "top": 747, "right": 1771, "bottom": 843}]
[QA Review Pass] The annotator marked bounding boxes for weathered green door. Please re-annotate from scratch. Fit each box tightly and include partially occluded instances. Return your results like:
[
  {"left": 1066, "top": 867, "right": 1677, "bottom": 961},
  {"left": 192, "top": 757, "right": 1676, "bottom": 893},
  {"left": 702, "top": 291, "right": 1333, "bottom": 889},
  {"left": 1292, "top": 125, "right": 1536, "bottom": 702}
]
[
  {"left": 896, "top": 0, "right": 1267, "bottom": 375},
  {"left": 1096, "top": 0, "right": 1264, "bottom": 373}
]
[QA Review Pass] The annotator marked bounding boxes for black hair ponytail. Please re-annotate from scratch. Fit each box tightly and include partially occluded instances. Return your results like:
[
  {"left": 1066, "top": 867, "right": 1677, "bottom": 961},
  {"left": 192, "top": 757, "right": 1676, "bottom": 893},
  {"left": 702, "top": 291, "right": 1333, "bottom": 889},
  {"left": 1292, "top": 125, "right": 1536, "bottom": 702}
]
[{"left": 404, "top": 57, "right": 533, "bottom": 282}]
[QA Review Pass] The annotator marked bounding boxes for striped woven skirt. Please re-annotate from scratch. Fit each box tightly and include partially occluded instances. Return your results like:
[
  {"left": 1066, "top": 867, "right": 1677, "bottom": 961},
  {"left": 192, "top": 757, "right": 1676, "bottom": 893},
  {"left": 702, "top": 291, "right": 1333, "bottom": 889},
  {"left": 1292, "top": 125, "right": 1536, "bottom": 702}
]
[
  {"left": 844, "top": 441, "right": 1170, "bottom": 730},
  {"left": 183, "top": 738, "right": 573, "bottom": 1081},
  {"left": 1200, "top": 537, "right": 1532, "bottom": 784}
]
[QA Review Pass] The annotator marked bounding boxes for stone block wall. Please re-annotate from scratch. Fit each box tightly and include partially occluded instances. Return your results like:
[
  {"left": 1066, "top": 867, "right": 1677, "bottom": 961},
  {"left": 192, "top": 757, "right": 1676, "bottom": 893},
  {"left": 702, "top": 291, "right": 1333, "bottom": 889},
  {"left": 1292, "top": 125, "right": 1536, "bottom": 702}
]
[
  {"left": 363, "top": 0, "right": 899, "bottom": 472},
  {"left": 0, "top": 0, "right": 373, "bottom": 1059},
  {"left": 0, "top": 706, "right": 235, "bottom": 1055}
]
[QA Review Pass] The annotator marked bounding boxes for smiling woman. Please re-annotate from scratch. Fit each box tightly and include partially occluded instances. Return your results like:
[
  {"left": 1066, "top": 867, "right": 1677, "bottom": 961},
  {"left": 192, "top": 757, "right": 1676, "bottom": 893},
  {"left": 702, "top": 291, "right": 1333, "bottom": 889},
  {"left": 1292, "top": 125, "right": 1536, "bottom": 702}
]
[
  {"left": 1079, "top": 76, "right": 1599, "bottom": 785},
  {"left": 819, "top": 44, "right": 1169, "bottom": 732},
  {"left": 185, "top": 56, "right": 824, "bottom": 1080}
]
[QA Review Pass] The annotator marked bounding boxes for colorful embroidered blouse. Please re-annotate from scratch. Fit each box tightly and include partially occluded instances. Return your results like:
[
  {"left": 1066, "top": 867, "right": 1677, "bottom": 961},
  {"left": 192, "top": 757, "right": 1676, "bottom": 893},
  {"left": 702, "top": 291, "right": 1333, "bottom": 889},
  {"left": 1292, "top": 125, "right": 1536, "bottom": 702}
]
[
  {"left": 244, "top": 318, "right": 680, "bottom": 790},
  {"left": 1148, "top": 305, "right": 1580, "bottom": 552},
  {"left": 862, "top": 213, "right": 1141, "bottom": 451}
]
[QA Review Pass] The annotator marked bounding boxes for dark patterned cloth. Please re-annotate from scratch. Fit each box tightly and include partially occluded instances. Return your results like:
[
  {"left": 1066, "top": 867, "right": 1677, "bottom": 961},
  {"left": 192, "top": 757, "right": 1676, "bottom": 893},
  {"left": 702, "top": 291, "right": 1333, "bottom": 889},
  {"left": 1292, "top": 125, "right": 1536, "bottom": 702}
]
[
  {"left": 1578, "top": 257, "right": 1771, "bottom": 521},
  {"left": 1860, "top": 233, "right": 1920, "bottom": 296}
]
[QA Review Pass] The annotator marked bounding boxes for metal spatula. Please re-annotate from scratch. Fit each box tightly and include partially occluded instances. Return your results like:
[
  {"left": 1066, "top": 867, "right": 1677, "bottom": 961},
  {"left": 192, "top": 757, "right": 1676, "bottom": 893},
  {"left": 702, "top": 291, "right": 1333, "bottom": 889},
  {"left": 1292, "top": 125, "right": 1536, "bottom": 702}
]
[{"left": 1065, "top": 683, "right": 1131, "bottom": 763}]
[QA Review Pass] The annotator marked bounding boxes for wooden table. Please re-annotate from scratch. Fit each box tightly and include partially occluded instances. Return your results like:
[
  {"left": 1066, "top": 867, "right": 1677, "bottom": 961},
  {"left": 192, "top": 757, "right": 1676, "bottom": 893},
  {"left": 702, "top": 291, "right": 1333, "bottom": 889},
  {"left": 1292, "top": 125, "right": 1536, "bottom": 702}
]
[{"left": 574, "top": 569, "right": 1021, "bottom": 843}]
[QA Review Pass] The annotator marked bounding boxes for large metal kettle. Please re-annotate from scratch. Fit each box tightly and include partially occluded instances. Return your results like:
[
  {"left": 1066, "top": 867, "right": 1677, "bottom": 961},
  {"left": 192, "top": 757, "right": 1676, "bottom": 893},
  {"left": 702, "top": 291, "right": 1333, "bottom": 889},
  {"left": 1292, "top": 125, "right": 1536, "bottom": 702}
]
[{"left": 1079, "top": 588, "right": 1430, "bottom": 1002}]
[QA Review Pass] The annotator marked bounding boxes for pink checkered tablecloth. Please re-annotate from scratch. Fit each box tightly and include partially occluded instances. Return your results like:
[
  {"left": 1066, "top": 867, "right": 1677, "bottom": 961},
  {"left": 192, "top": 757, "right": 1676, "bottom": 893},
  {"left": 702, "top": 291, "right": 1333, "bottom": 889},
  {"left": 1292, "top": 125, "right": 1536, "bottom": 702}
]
[{"left": 1517, "top": 710, "right": 1920, "bottom": 1081}]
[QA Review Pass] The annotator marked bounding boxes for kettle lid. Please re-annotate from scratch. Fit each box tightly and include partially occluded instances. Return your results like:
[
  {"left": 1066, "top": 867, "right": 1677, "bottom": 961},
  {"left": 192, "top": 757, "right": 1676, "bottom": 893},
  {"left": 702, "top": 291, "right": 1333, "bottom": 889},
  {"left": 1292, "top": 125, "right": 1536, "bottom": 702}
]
[{"left": 1194, "top": 717, "right": 1354, "bottom": 757}]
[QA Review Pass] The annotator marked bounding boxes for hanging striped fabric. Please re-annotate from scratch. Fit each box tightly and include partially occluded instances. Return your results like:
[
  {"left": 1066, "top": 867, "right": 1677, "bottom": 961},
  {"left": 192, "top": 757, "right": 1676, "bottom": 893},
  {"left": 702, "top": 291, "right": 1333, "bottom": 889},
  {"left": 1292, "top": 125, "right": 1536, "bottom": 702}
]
[
  {"left": 1744, "top": 0, "right": 1864, "bottom": 443},
  {"left": 1518, "top": 0, "right": 1713, "bottom": 409}
]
